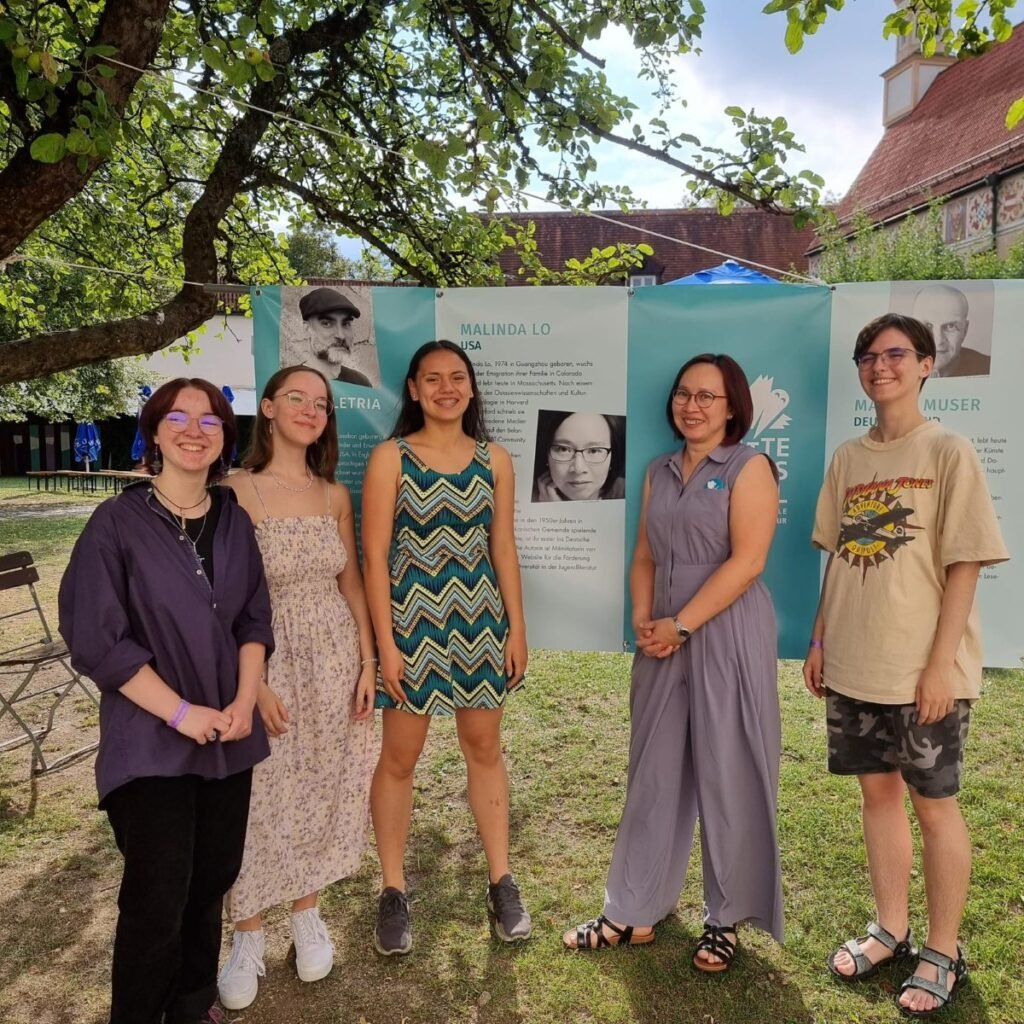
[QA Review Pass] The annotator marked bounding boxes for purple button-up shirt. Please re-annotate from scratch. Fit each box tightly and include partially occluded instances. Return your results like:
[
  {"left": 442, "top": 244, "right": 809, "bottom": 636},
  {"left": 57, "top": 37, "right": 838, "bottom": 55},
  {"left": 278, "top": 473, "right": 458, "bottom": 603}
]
[{"left": 59, "top": 483, "right": 274, "bottom": 805}]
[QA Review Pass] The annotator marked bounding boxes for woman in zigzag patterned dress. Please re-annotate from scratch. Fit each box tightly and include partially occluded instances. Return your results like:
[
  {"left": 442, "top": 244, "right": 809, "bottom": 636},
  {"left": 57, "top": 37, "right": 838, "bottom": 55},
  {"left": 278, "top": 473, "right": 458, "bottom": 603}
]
[{"left": 362, "top": 340, "right": 532, "bottom": 956}]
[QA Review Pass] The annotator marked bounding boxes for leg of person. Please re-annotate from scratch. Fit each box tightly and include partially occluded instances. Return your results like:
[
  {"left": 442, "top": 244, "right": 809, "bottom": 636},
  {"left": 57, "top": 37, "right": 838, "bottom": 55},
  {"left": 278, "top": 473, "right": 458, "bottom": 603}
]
[
  {"left": 564, "top": 656, "right": 695, "bottom": 949},
  {"left": 826, "top": 695, "right": 914, "bottom": 980},
  {"left": 166, "top": 769, "right": 252, "bottom": 1024},
  {"left": 456, "top": 706, "right": 531, "bottom": 941},
  {"left": 692, "top": 615, "right": 783, "bottom": 970},
  {"left": 370, "top": 708, "right": 431, "bottom": 954},
  {"left": 105, "top": 776, "right": 200, "bottom": 1024},
  {"left": 897, "top": 703, "right": 971, "bottom": 1016}
]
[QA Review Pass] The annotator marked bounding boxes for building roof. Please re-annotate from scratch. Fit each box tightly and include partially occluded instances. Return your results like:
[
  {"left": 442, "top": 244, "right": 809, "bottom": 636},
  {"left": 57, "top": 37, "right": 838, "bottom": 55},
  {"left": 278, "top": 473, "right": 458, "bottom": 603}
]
[
  {"left": 496, "top": 208, "right": 815, "bottom": 282},
  {"left": 837, "top": 26, "right": 1024, "bottom": 225}
]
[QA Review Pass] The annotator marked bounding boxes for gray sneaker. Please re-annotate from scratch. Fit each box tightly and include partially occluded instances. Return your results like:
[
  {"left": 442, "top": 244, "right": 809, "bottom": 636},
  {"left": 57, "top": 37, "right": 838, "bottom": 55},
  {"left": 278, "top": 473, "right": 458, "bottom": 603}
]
[
  {"left": 374, "top": 887, "right": 412, "bottom": 956},
  {"left": 486, "top": 873, "right": 532, "bottom": 942}
]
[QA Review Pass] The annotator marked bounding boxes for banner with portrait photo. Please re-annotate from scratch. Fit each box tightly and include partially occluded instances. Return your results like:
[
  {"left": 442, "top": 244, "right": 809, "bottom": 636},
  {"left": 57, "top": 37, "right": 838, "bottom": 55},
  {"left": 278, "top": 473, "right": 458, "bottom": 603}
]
[
  {"left": 252, "top": 284, "right": 436, "bottom": 516},
  {"left": 434, "top": 287, "right": 630, "bottom": 652},
  {"left": 626, "top": 284, "right": 833, "bottom": 659},
  {"left": 827, "top": 281, "right": 1023, "bottom": 668}
]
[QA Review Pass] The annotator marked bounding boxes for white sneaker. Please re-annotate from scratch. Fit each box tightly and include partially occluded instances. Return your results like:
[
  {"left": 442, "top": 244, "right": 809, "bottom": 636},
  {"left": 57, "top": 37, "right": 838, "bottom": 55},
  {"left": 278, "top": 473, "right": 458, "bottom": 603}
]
[
  {"left": 217, "top": 929, "right": 266, "bottom": 1010},
  {"left": 291, "top": 907, "right": 334, "bottom": 983}
]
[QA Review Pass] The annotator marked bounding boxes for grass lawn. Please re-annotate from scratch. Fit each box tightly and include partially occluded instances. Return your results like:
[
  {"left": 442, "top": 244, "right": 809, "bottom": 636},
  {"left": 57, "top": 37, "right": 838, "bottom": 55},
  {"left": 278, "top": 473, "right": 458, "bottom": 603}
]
[{"left": 1, "top": 505, "right": 1021, "bottom": 1024}]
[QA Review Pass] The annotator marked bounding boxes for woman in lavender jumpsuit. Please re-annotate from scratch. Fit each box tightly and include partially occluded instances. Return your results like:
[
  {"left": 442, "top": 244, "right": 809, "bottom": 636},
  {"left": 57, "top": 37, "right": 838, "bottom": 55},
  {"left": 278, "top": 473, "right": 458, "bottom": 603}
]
[{"left": 565, "top": 354, "right": 783, "bottom": 970}]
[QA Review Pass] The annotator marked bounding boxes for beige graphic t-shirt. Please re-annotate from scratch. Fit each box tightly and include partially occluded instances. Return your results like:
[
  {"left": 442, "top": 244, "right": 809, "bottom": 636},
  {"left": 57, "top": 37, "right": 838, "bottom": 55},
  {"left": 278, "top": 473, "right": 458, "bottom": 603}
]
[{"left": 812, "top": 420, "right": 1008, "bottom": 704}]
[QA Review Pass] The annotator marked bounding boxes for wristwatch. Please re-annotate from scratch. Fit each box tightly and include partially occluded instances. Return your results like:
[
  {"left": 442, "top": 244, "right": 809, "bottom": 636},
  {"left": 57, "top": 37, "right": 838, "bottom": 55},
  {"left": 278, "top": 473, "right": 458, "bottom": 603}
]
[{"left": 672, "top": 617, "right": 692, "bottom": 641}]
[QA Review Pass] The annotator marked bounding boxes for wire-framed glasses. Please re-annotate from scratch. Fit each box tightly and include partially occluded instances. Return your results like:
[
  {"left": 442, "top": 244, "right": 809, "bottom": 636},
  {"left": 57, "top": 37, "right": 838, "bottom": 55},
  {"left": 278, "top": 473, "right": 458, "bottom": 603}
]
[
  {"left": 549, "top": 444, "right": 611, "bottom": 464},
  {"left": 163, "top": 411, "right": 224, "bottom": 435}
]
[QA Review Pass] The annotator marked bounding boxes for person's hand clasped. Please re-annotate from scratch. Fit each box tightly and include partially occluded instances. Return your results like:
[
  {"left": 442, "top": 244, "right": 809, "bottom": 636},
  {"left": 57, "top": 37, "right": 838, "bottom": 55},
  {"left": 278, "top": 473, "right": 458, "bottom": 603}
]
[
  {"left": 256, "top": 681, "right": 290, "bottom": 737},
  {"left": 802, "top": 647, "right": 825, "bottom": 698},
  {"left": 378, "top": 642, "right": 407, "bottom": 704},
  {"left": 176, "top": 704, "right": 231, "bottom": 745},
  {"left": 219, "top": 696, "right": 256, "bottom": 742},
  {"left": 915, "top": 662, "right": 957, "bottom": 725},
  {"left": 635, "top": 617, "right": 682, "bottom": 659}
]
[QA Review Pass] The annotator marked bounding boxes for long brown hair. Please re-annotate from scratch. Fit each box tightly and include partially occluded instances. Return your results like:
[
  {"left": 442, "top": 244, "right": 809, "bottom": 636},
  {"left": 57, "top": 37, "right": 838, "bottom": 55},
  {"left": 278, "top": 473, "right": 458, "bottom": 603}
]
[
  {"left": 140, "top": 377, "right": 236, "bottom": 482},
  {"left": 243, "top": 365, "right": 339, "bottom": 480}
]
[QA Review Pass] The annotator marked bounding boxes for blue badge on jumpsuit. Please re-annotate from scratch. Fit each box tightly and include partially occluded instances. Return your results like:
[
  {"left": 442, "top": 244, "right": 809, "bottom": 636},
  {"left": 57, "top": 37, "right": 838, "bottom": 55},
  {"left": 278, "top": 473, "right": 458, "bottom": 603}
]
[{"left": 706, "top": 478, "right": 725, "bottom": 490}]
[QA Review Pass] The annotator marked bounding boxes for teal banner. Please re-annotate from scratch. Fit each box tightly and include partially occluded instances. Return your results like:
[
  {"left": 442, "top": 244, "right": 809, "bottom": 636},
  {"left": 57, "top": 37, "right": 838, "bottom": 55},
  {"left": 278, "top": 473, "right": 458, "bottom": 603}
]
[
  {"left": 626, "top": 285, "right": 832, "bottom": 658},
  {"left": 252, "top": 285, "right": 436, "bottom": 514}
]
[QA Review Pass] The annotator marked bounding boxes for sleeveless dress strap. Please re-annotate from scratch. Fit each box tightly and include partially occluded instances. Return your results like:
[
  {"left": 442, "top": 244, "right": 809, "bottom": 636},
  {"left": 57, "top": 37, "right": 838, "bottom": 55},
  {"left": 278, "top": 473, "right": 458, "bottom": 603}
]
[{"left": 247, "top": 470, "right": 272, "bottom": 518}]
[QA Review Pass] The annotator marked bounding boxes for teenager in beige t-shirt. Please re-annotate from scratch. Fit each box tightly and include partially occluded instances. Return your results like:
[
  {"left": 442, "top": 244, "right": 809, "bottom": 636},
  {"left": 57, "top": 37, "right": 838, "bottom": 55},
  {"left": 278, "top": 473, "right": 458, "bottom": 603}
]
[{"left": 803, "top": 313, "right": 1008, "bottom": 1018}]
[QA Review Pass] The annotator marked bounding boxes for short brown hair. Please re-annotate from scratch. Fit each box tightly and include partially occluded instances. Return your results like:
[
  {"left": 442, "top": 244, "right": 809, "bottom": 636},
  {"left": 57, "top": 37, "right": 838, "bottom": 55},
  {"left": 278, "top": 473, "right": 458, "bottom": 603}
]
[
  {"left": 139, "top": 378, "right": 236, "bottom": 482},
  {"left": 853, "top": 314, "right": 935, "bottom": 391},
  {"left": 244, "top": 365, "right": 339, "bottom": 480},
  {"left": 665, "top": 353, "right": 753, "bottom": 445}
]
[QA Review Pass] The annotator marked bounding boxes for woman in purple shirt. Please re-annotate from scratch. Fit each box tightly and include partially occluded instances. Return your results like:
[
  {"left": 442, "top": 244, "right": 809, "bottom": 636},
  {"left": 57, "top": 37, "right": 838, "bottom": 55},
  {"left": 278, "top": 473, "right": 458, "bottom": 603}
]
[{"left": 59, "top": 377, "right": 274, "bottom": 1024}]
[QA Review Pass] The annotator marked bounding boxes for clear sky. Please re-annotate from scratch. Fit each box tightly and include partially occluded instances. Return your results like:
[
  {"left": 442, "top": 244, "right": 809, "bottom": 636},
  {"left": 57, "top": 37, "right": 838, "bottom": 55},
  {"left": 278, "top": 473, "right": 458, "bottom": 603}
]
[{"left": 566, "top": 0, "right": 895, "bottom": 207}]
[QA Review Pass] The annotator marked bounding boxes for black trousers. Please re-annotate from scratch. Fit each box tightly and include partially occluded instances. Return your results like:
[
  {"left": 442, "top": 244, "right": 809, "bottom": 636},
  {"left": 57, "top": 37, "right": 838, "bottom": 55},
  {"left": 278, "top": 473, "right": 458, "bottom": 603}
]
[{"left": 104, "top": 770, "right": 252, "bottom": 1024}]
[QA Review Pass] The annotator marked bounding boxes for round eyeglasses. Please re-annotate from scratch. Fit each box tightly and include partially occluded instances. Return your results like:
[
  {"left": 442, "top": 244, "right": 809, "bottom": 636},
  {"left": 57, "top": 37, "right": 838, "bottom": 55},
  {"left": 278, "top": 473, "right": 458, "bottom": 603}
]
[
  {"left": 163, "top": 411, "right": 224, "bottom": 435},
  {"left": 671, "top": 388, "right": 725, "bottom": 409},
  {"left": 275, "top": 390, "right": 333, "bottom": 416},
  {"left": 549, "top": 444, "right": 611, "bottom": 464}
]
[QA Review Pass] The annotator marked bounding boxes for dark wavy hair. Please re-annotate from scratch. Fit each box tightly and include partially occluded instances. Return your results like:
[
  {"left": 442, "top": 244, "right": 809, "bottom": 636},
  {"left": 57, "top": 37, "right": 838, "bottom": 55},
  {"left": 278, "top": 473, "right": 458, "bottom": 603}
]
[
  {"left": 389, "top": 340, "right": 489, "bottom": 440},
  {"left": 854, "top": 313, "right": 936, "bottom": 391},
  {"left": 243, "top": 365, "right": 339, "bottom": 480},
  {"left": 140, "top": 377, "right": 236, "bottom": 482},
  {"left": 533, "top": 409, "right": 626, "bottom": 498},
  {"left": 665, "top": 353, "right": 752, "bottom": 445}
]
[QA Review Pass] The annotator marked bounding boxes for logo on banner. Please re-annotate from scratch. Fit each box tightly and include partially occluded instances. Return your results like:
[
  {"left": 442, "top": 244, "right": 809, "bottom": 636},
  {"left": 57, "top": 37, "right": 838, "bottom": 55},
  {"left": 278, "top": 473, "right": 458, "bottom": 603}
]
[
  {"left": 746, "top": 375, "right": 790, "bottom": 483},
  {"left": 749, "top": 375, "right": 791, "bottom": 437}
]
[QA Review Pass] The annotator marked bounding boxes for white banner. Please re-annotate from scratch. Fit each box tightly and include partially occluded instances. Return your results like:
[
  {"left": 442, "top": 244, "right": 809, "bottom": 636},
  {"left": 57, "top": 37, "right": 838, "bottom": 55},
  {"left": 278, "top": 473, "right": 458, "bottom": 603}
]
[
  {"left": 828, "top": 281, "right": 1022, "bottom": 668},
  {"left": 435, "top": 287, "right": 629, "bottom": 651}
]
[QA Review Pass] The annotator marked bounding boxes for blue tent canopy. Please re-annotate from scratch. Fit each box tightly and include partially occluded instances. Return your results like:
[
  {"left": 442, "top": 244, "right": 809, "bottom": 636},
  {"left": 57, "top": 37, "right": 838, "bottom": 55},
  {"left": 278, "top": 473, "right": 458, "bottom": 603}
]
[
  {"left": 73, "top": 421, "right": 101, "bottom": 469},
  {"left": 663, "top": 259, "right": 780, "bottom": 286}
]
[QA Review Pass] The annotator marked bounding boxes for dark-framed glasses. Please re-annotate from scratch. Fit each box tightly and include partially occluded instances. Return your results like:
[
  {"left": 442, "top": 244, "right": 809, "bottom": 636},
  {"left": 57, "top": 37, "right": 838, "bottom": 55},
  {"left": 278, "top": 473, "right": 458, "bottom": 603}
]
[
  {"left": 549, "top": 443, "right": 611, "bottom": 464},
  {"left": 276, "top": 390, "right": 333, "bottom": 416},
  {"left": 853, "top": 347, "right": 918, "bottom": 369},
  {"left": 163, "top": 411, "right": 224, "bottom": 434},
  {"left": 671, "top": 388, "right": 725, "bottom": 409}
]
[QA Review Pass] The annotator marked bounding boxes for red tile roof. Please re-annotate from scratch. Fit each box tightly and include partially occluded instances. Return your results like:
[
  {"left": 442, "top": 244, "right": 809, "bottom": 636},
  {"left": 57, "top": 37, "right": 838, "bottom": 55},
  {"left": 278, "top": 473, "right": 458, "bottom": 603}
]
[
  {"left": 495, "top": 208, "right": 815, "bottom": 282},
  {"left": 837, "top": 27, "right": 1024, "bottom": 225}
]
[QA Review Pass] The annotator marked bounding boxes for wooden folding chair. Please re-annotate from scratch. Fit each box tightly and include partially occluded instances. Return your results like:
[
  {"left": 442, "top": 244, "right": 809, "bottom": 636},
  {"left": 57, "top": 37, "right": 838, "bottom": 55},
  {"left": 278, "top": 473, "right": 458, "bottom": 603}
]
[{"left": 0, "top": 551, "right": 99, "bottom": 775}]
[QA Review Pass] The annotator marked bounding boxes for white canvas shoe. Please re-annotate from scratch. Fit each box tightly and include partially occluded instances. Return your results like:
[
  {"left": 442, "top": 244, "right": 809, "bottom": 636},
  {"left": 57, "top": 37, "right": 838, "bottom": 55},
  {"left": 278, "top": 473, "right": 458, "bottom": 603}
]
[
  {"left": 217, "top": 929, "right": 266, "bottom": 1010},
  {"left": 290, "top": 907, "right": 334, "bottom": 983}
]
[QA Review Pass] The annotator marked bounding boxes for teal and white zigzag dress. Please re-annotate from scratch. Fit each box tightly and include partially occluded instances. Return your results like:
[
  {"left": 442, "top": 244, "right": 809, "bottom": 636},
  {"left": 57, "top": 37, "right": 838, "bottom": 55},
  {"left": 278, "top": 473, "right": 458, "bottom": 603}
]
[{"left": 376, "top": 438, "right": 509, "bottom": 715}]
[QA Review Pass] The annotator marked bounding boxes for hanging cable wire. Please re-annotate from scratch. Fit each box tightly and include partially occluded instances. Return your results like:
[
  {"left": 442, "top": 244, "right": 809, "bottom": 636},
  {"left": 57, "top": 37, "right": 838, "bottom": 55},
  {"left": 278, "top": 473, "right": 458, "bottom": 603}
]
[{"left": 101, "top": 56, "right": 825, "bottom": 284}]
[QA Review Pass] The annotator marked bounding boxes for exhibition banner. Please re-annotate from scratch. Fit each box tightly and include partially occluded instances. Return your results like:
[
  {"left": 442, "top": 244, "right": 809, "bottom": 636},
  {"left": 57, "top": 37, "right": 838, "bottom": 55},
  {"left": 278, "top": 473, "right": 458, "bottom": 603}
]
[
  {"left": 251, "top": 280, "right": 1017, "bottom": 667},
  {"left": 828, "top": 281, "right": 1022, "bottom": 669},
  {"left": 435, "top": 287, "right": 629, "bottom": 651},
  {"left": 626, "top": 284, "right": 832, "bottom": 658}
]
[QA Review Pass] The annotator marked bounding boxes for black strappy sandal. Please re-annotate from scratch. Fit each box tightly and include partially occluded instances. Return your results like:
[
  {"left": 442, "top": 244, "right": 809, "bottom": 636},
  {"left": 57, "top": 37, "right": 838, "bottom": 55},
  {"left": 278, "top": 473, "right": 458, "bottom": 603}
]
[
  {"left": 898, "top": 945, "right": 968, "bottom": 1018},
  {"left": 827, "top": 921, "right": 916, "bottom": 982},
  {"left": 692, "top": 924, "right": 737, "bottom": 973},
  {"left": 563, "top": 914, "right": 655, "bottom": 951}
]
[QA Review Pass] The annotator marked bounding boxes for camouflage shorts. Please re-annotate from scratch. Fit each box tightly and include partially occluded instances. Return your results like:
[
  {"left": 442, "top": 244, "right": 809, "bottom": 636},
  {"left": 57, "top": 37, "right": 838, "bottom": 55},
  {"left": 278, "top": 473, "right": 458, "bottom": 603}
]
[{"left": 825, "top": 689, "right": 970, "bottom": 799}]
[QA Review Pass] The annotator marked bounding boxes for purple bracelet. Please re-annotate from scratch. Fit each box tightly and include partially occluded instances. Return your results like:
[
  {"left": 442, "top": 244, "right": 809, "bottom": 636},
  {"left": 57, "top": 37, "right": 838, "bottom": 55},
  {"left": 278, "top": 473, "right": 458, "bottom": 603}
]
[
  {"left": 167, "top": 699, "right": 190, "bottom": 730},
  {"left": 808, "top": 639, "right": 824, "bottom": 650}
]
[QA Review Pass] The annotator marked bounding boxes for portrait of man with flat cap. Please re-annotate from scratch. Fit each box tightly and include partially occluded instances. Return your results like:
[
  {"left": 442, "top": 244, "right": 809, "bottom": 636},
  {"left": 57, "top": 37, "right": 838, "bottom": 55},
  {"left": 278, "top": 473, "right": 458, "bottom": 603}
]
[{"left": 282, "top": 285, "right": 380, "bottom": 387}]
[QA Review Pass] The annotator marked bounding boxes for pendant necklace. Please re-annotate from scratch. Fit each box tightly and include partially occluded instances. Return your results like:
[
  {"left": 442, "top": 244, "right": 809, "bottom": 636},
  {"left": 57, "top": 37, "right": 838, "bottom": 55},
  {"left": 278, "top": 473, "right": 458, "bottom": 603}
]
[
  {"left": 269, "top": 465, "right": 314, "bottom": 493},
  {"left": 152, "top": 482, "right": 209, "bottom": 530}
]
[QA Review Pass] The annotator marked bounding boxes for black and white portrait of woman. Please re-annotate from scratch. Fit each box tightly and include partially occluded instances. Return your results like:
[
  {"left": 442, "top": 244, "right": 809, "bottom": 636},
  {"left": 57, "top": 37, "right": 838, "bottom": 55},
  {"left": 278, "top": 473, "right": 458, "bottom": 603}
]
[{"left": 532, "top": 410, "right": 626, "bottom": 502}]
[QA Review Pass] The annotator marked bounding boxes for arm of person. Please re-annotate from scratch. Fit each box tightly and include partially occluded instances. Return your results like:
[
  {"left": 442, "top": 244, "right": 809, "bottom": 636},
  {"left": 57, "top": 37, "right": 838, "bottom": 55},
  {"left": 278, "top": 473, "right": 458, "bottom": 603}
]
[
  {"left": 489, "top": 444, "right": 527, "bottom": 686},
  {"left": 630, "top": 471, "right": 671, "bottom": 658},
  {"left": 220, "top": 640, "right": 266, "bottom": 741},
  {"left": 641, "top": 455, "right": 778, "bottom": 650},
  {"left": 57, "top": 507, "right": 229, "bottom": 744},
  {"left": 362, "top": 441, "right": 405, "bottom": 703},
  {"left": 915, "top": 561, "right": 981, "bottom": 725},
  {"left": 334, "top": 482, "right": 377, "bottom": 720},
  {"left": 802, "top": 553, "right": 833, "bottom": 698}
]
